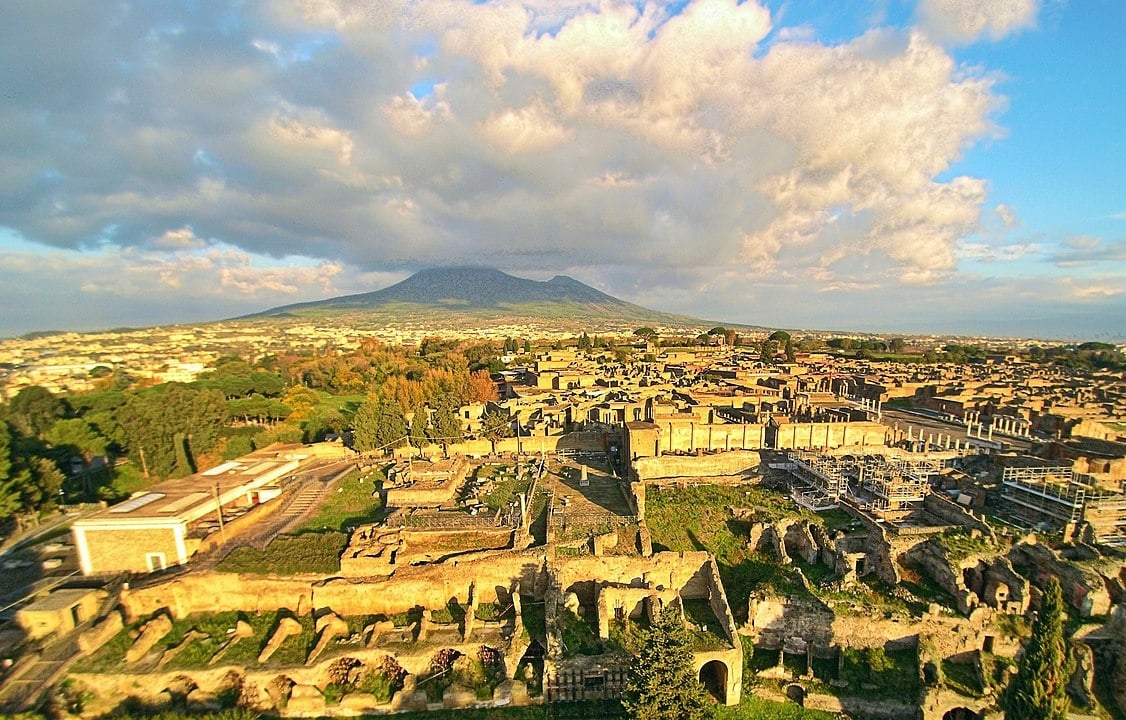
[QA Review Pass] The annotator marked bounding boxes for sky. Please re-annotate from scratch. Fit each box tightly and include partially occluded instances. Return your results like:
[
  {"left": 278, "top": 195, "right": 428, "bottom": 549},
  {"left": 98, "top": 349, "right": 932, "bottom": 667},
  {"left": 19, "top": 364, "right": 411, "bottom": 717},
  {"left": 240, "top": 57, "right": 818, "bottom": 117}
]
[{"left": 1, "top": 0, "right": 1123, "bottom": 341}]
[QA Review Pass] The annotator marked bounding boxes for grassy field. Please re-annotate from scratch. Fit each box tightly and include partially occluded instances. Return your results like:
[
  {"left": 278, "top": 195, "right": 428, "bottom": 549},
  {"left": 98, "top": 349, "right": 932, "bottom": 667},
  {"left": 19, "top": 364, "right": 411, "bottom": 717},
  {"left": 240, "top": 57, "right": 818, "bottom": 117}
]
[
  {"left": 646, "top": 483, "right": 816, "bottom": 620},
  {"left": 296, "top": 467, "right": 385, "bottom": 532},
  {"left": 215, "top": 532, "right": 348, "bottom": 575}
]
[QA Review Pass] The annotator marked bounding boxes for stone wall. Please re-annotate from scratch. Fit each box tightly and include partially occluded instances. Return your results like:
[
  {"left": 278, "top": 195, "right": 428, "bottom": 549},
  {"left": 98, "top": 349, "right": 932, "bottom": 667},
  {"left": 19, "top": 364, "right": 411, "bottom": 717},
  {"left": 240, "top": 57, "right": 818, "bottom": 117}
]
[
  {"left": 553, "top": 552, "right": 715, "bottom": 598},
  {"left": 633, "top": 450, "right": 760, "bottom": 481},
  {"left": 120, "top": 553, "right": 549, "bottom": 620},
  {"left": 774, "top": 422, "right": 890, "bottom": 450},
  {"left": 922, "top": 493, "right": 993, "bottom": 535},
  {"left": 1008, "top": 540, "right": 1113, "bottom": 617}
]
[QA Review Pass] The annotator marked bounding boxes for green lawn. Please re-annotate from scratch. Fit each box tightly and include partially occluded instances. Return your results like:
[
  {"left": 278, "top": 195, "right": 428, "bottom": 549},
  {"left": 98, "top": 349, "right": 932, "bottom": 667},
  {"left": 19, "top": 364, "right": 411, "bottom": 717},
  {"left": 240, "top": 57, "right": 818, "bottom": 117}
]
[
  {"left": 716, "top": 695, "right": 843, "bottom": 719},
  {"left": 295, "top": 467, "right": 385, "bottom": 532},
  {"left": 215, "top": 531, "right": 348, "bottom": 575}
]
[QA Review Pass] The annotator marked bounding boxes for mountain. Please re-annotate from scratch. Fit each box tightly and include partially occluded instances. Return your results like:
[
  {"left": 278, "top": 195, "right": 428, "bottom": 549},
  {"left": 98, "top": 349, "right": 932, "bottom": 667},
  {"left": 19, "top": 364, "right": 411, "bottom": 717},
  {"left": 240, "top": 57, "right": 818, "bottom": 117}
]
[{"left": 247, "top": 267, "right": 693, "bottom": 326}]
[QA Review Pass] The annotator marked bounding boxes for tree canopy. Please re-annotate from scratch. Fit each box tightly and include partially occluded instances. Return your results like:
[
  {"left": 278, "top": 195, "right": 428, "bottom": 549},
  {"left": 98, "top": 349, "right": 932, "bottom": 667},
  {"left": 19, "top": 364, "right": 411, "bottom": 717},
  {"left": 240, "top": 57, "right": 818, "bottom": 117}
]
[
  {"left": 622, "top": 603, "right": 712, "bottom": 720},
  {"left": 1003, "top": 576, "right": 1074, "bottom": 720}
]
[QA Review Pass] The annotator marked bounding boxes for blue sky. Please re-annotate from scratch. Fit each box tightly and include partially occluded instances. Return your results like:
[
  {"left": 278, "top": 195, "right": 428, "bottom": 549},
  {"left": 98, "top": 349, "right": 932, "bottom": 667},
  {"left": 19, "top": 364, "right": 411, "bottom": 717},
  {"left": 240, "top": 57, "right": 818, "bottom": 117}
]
[{"left": 0, "top": 0, "right": 1122, "bottom": 340}]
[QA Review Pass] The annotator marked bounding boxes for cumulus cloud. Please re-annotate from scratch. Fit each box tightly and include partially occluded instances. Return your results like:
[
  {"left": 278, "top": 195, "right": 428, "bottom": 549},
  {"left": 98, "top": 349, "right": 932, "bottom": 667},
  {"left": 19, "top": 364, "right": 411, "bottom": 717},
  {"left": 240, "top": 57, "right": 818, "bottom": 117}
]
[
  {"left": 4, "top": 0, "right": 1106, "bottom": 336},
  {"left": 917, "top": 0, "right": 1039, "bottom": 44}
]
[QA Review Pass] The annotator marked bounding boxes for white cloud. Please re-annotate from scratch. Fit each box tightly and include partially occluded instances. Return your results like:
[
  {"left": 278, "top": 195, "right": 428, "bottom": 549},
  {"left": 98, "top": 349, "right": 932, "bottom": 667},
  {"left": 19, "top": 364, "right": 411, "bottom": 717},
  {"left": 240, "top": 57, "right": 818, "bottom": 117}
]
[
  {"left": 478, "top": 98, "right": 572, "bottom": 153},
  {"left": 0, "top": 0, "right": 1114, "bottom": 338},
  {"left": 917, "top": 0, "right": 1039, "bottom": 44}
]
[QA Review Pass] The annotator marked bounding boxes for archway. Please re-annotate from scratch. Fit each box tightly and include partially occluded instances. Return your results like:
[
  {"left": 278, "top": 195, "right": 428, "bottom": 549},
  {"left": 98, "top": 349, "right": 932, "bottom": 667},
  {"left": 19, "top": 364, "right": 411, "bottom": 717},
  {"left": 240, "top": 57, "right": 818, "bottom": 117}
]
[
  {"left": 943, "top": 708, "right": 983, "bottom": 720},
  {"left": 785, "top": 683, "right": 807, "bottom": 706},
  {"left": 698, "top": 660, "right": 728, "bottom": 703}
]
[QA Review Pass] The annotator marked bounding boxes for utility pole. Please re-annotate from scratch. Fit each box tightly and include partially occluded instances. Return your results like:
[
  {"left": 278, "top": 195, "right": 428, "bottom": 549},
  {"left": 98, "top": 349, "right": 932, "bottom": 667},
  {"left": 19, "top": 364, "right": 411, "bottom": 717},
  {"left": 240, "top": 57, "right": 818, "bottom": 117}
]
[{"left": 213, "top": 482, "right": 226, "bottom": 540}]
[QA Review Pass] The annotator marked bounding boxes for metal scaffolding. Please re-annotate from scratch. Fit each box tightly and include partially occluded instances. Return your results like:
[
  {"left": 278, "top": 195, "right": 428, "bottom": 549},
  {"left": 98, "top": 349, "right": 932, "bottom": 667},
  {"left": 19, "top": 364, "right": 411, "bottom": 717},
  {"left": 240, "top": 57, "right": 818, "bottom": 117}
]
[{"left": 1000, "top": 466, "right": 1126, "bottom": 544}]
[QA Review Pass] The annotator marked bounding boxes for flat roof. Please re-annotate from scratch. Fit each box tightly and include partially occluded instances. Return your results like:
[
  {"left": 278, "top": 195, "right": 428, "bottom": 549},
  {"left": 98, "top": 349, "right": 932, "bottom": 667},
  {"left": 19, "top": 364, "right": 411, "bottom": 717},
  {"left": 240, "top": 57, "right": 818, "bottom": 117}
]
[{"left": 75, "top": 445, "right": 313, "bottom": 527}]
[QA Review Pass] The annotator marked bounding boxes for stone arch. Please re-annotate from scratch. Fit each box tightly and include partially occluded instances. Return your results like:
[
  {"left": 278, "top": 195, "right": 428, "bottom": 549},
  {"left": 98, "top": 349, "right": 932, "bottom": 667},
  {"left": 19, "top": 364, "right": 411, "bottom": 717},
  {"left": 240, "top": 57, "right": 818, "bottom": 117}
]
[
  {"left": 698, "top": 660, "right": 728, "bottom": 703},
  {"left": 942, "top": 708, "right": 983, "bottom": 720},
  {"left": 785, "top": 683, "right": 806, "bottom": 705}
]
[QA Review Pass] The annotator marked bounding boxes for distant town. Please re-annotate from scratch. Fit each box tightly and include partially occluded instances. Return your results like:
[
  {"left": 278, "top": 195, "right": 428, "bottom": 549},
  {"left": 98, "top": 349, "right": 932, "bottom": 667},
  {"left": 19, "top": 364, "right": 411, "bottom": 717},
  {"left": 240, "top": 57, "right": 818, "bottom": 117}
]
[{"left": 0, "top": 316, "right": 1124, "bottom": 720}]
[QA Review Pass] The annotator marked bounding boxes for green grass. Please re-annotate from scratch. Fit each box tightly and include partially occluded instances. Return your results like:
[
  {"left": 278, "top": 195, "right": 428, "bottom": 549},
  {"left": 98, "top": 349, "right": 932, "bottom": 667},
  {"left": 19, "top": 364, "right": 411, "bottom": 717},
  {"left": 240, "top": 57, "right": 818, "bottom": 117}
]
[
  {"left": 73, "top": 610, "right": 319, "bottom": 672},
  {"left": 941, "top": 657, "right": 982, "bottom": 697},
  {"left": 316, "top": 392, "right": 367, "bottom": 415},
  {"left": 933, "top": 529, "right": 997, "bottom": 562},
  {"left": 839, "top": 646, "right": 919, "bottom": 698},
  {"left": 520, "top": 596, "right": 546, "bottom": 641},
  {"left": 557, "top": 607, "right": 603, "bottom": 657},
  {"left": 215, "top": 531, "right": 348, "bottom": 575},
  {"left": 475, "top": 464, "right": 532, "bottom": 512},
  {"left": 647, "top": 483, "right": 820, "bottom": 621},
  {"left": 683, "top": 598, "right": 730, "bottom": 650},
  {"left": 717, "top": 695, "right": 843, "bottom": 719},
  {"left": 295, "top": 468, "right": 385, "bottom": 532}
]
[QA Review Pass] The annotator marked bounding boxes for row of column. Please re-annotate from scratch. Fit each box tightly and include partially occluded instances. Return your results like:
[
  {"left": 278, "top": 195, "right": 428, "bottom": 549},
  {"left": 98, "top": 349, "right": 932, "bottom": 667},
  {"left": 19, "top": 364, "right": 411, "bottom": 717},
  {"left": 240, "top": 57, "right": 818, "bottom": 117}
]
[
  {"left": 892, "top": 424, "right": 966, "bottom": 452},
  {"left": 964, "top": 411, "right": 1031, "bottom": 438}
]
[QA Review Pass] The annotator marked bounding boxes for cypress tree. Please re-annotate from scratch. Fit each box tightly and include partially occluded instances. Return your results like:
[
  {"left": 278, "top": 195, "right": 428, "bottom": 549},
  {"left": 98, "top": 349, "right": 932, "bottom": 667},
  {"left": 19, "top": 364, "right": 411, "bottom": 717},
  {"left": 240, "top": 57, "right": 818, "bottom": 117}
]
[
  {"left": 1003, "top": 576, "right": 1074, "bottom": 720},
  {"left": 623, "top": 603, "right": 712, "bottom": 720}
]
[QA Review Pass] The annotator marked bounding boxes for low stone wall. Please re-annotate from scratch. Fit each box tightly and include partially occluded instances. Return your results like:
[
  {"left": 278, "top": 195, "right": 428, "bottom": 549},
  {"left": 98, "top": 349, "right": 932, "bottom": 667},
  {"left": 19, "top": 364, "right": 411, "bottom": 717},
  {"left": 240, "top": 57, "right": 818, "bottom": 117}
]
[
  {"left": 633, "top": 450, "right": 760, "bottom": 481},
  {"left": 923, "top": 493, "right": 992, "bottom": 535},
  {"left": 121, "top": 552, "right": 549, "bottom": 620}
]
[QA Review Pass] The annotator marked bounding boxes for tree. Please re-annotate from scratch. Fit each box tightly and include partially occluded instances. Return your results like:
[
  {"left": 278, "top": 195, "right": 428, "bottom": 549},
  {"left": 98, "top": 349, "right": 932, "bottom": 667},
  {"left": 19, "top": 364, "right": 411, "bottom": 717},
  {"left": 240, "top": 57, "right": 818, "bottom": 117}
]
[
  {"left": 8, "top": 386, "right": 66, "bottom": 439},
  {"left": 466, "top": 369, "right": 499, "bottom": 404},
  {"left": 1003, "top": 577, "right": 1074, "bottom": 720},
  {"left": 428, "top": 401, "right": 463, "bottom": 444},
  {"left": 116, "top": 384, "right": 228, "bottom": 478},
  {"left": 481, "top": 406, "right": 514, "bottom": 440},
  {"left": 633, "top": 327, "right": 659, "bottom": 346},
  {"left": 768, "top": 329, "right": 791, "bottom": 342},
  {"left": 351, "top": 396, "right": 408, "bottom": 453},
  {"left": 0, "top": 421, "right": 29, "bottom": 526},
  {"left": 622, "top": 604, "right": 712, "bottom": 720}
]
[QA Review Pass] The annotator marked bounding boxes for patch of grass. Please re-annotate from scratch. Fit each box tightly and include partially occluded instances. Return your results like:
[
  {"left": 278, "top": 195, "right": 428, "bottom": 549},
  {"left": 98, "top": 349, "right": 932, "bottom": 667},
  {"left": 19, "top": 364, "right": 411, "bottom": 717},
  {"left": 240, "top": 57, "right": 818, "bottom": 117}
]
[
  {"left": 557, "top": 607, "right": 602, "bottom": 657},
  {"left": 317, "top": 392, "right": 367, "bottom": 415},
  {"left": 717, "top": 695, "right": 843, "bottom": 719},
  {"left": 934, "top": 529, "right": 997, "bottom": 562},
  {"left": 296, "top": 468, "right": 385, "bottom": 532},
  {"left": 993, "top": 613, "right": 1031, "bottom": 639},
  {"left": 260, "top": 612, "right": 317, "bottom": 667},
  {"left": 215, "top": 531, "right": 347, "bottom": 575},
  {"left": 647, "top": 483, "right": 819, "bottom": 621},
  {"left": 816, "top": 507, "right": 857, "bottom": 532},
  {"left": 683, "top": 598, "right": 730, "bottom": 650},
  {"left": 606, "top": 614, "right": 649, "bottom": 655},
  {"left": 941, "top": 657, "right": 982, "bottom": 697},
  {"left": 840, "top": 646, "right": 919, "bottom": 698},
  {"left": 70, "top": 619, "right": 139, "bottom": 673},
  {"left": 520, "top": 596, "right": 546, "bottom": 640}
]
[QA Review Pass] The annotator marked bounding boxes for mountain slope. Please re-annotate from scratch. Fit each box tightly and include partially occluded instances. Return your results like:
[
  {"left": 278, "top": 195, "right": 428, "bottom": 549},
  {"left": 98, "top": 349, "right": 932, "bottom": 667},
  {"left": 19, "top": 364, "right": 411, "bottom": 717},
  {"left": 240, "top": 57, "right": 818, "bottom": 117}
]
[{"left": 248, "top": 267, "right": 690, "bottom": 324}]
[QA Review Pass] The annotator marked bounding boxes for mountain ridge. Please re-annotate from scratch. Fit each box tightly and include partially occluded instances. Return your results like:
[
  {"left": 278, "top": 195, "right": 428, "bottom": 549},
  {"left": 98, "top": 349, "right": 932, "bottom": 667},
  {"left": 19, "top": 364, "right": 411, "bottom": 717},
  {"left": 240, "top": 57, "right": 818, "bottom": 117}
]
[{"left": 246, "top": 266, "right": 693, "bottom": 325}]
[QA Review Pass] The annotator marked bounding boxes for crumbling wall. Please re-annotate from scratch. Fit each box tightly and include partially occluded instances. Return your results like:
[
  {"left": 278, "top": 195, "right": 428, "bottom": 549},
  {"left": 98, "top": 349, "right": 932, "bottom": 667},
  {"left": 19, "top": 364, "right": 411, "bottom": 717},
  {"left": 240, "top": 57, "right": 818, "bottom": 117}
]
[
  {"left": 903, "top": 540, "right": 978, "bottom": 615},
  {"left": 121, "top": 553, "right": 548, "bottom": 620},
  {"left": 1008, "top": 540, "right": 1113, "bottom": 617},
  {"left": 922, "top": 493, "right": 992, "bottom": 535},
  {"left": 747, "top": 595, "right": 834, "bottom": 650},
  {"left": 553, "top": 552, "right": 714, "bottom": 597}
]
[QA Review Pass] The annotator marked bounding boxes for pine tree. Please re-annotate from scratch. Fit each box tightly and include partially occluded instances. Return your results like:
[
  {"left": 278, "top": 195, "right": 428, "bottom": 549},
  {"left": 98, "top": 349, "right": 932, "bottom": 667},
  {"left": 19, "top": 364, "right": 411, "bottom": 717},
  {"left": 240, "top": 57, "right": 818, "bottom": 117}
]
[
  {"left": 1003, "top": 576, "right": 1074, "bottom": 720},
  {"left": 623, "top": 603, "right": 712, "bottom": 720}
]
